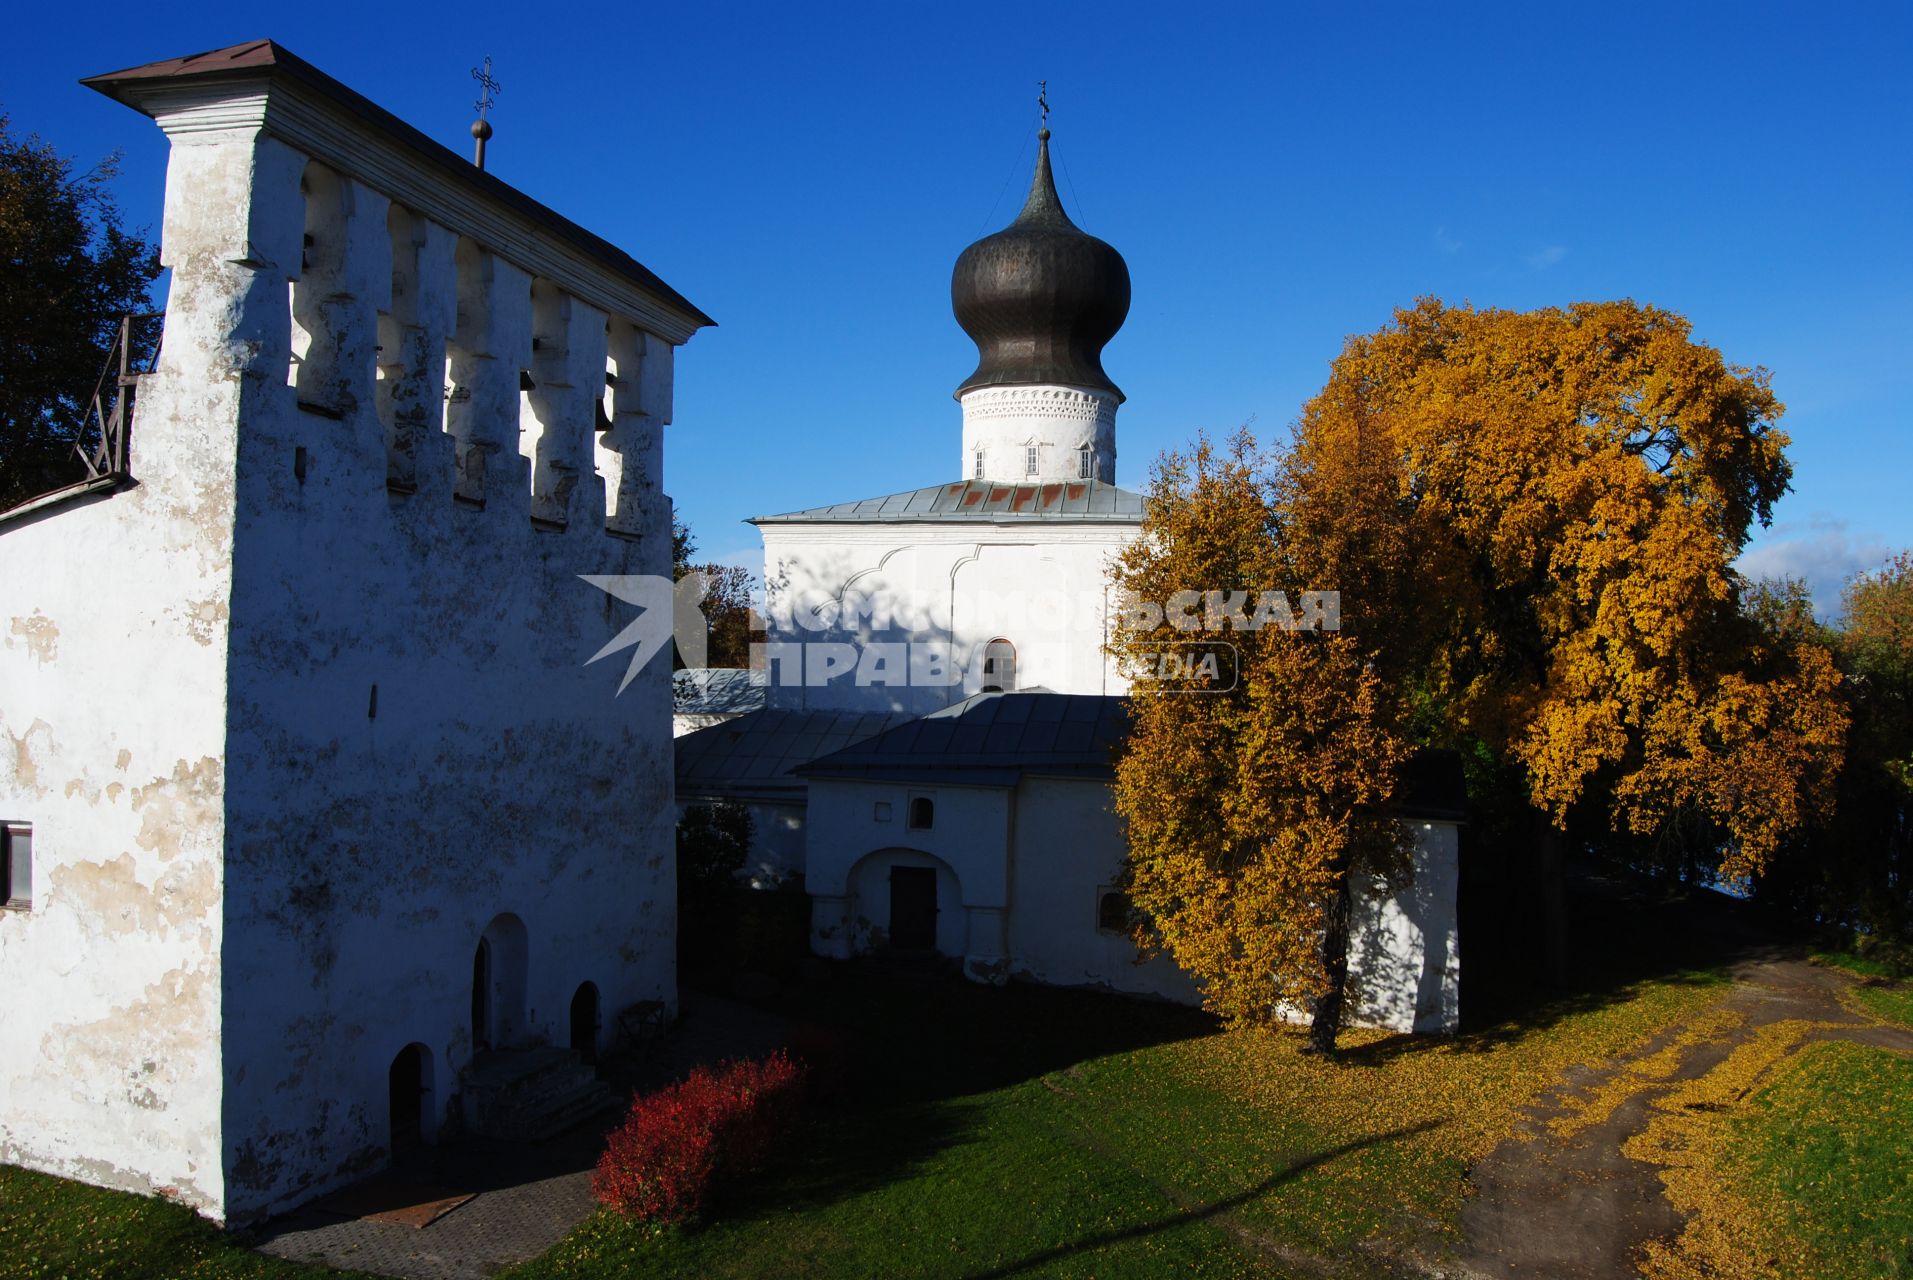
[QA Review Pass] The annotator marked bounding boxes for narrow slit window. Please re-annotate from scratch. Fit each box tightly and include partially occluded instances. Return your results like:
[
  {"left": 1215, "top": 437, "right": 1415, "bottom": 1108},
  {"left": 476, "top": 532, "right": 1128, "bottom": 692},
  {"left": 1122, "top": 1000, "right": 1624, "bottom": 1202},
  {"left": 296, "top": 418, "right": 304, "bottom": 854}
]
[
  {"left": 1025, "top": 445, "right": 1038, "bottom": 475},
  {"left": 1078, "top": 446, "right": 1092, "bottom": 479},
  {"left": 3, "top": 822, "right": 31, "bottom": 908},
  {"left": 974, "top": 450, "right": 984, "bottom": 479}
]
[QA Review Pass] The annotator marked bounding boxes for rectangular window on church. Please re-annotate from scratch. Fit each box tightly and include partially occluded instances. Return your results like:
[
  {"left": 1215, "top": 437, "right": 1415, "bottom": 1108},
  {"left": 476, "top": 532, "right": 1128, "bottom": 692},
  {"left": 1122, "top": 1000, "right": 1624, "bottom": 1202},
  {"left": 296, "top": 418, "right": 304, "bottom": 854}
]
[
  {"left": 1025, "top": 446, "right": 1038, "bottom": 475},
  {"left": 2, "top": 821, "right": 30, "bottom": 909},
  {"left": 1079, "top": 447, "right": 1092, "bottom": 479},
  {"left": 974, "top": 451, "right": 984, "bottom": 479}
]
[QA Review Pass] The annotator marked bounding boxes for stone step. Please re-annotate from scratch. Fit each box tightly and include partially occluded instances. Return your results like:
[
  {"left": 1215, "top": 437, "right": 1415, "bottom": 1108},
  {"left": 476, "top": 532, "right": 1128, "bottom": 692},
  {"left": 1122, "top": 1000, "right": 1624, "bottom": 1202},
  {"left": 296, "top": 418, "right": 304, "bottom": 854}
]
[
  {"left": 461, "top": 1045, "right": 619, "bottom": 1141},
  {"left": 473, "top": 1079, "right": 620, "bottom": 1142}
]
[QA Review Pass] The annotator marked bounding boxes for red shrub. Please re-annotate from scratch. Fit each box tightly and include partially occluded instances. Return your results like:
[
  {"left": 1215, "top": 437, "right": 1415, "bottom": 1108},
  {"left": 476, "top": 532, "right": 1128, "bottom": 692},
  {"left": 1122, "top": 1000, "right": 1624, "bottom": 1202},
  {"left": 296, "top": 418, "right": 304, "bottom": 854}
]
[{"left": 592, "top": 1051, "right": 805, "bottom": 1222}]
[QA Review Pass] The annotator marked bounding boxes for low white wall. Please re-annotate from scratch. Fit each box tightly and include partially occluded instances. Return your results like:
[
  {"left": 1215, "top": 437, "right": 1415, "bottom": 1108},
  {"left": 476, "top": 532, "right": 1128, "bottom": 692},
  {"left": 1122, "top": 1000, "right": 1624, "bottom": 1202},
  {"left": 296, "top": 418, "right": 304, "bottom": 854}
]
[
  {"left": 1006, "top": 776, "right": 1199, "bottom": 1003},
  {"left": 806, "top": 780, "right": 1010, "bottom": 906},
  {"left": 1346, "top": 821, "right": 1462, "bottom": 1034}
]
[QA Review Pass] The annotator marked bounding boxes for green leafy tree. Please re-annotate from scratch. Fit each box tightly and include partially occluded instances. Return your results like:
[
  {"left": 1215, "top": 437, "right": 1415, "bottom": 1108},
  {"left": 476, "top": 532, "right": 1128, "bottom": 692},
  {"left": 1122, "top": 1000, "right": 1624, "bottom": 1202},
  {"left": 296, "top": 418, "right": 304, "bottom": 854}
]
[{"left": 0, "top": 114, "right": 161, "bottom": 509}]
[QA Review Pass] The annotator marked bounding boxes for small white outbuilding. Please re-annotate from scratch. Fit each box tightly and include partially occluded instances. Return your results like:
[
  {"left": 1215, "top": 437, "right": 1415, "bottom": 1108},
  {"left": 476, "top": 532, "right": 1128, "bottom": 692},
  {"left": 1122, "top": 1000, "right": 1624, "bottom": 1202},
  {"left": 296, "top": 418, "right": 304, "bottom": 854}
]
[{"left": 797, "top": 691, "right": 1465, "bottom": 1033}]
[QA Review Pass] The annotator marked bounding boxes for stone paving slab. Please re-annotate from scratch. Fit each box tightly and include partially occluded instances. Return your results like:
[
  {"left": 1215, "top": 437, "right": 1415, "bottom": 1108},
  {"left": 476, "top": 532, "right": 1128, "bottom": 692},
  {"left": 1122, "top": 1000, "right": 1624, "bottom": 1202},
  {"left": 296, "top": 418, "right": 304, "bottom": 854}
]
[{"left": 256, "top": 1165, "right": 594, "bottom": 1280}]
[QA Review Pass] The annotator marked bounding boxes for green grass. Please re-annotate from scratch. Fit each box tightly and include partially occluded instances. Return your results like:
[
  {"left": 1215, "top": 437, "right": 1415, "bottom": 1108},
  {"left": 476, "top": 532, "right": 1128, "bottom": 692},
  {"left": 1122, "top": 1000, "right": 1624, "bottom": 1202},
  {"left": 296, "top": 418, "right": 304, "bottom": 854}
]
[
  {"left": 0, "top": 1164, "right": 377, "bottom": 1280},
  {"left": 505, "top": 955, "right": 1733, "bottom": 1280},
  {"left": 1721, "top": 1039, "right": 1913, "bottom": 1279},
  {"left": 1815, "top": 949, "right": 1913, "bottom": 1027}
]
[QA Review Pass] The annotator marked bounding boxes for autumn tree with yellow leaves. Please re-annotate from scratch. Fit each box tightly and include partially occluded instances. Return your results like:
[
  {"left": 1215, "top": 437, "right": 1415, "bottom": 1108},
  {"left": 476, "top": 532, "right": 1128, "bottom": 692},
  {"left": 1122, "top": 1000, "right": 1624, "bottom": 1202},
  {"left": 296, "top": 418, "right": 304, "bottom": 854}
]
[
  {"left": 1112, "top": 299, "right": 1847, "bottom": 1046},
  {"left": 1110, "top": 436, "right": 1415, "bottom": 1050}
]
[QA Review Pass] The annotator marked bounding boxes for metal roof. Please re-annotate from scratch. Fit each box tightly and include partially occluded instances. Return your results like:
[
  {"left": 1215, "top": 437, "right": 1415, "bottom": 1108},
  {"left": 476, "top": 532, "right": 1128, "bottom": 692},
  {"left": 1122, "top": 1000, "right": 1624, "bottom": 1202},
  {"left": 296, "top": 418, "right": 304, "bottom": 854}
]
[
  {"left": 750, "top": 478, "right": 1145, "bottom": 526},
  {"left": 82, "top": 41, "right": 714, "bottom": 333},
  {"left": 952, "top": 130, "right": 1129, "bottom": 402},
  {"left": 676, "top": 707, "right": 918, "bottom": 801},
  {"left": 797, "top": 691, "right": 1131, "bottom": 786},
  {"left": 797, "top": 691, "right": 1471, "bottom": 819}
]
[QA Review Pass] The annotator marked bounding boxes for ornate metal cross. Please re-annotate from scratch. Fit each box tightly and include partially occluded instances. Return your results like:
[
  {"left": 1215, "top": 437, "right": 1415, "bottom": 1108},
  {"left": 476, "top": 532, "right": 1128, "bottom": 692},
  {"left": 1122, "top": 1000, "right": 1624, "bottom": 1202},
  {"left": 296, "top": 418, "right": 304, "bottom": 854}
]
[{"left": 471, "top": 56, "right": 502, "bottom": 122}]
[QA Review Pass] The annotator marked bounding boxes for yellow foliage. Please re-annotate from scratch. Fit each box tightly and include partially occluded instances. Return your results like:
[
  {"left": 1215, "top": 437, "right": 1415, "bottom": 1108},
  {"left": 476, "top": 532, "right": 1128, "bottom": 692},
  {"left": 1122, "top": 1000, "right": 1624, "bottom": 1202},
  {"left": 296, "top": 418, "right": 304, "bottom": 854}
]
[
  {"left": 1290, "top": 298, "right": 1846, "bottom": 880},
  {"left": 1111, "top": 299, "right": 1849, "bottom": 1032},
  {"left": 1110, "top": 433, "right": 1413, "bottom": 1030}
]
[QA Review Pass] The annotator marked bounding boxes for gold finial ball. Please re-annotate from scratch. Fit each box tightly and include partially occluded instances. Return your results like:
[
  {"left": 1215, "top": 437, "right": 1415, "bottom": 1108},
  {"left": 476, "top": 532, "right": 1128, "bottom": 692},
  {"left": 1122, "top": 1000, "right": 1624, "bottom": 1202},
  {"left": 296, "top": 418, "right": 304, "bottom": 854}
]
[{"left": 471, "top": 119, "right": 494, "bottom": 141}]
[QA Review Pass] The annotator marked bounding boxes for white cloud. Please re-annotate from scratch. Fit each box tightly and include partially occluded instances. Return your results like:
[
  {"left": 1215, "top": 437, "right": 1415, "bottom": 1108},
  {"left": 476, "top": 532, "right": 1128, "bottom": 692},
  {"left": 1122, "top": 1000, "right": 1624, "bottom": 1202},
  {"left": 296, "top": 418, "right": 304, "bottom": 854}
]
[
  {"left": 1736, "top": 517, "right": 1894, "bottom": 619},
  {"left": 1524, "top": 244, "right": 1567, "bottom": 270},
  {"left": 1433, "top": 226, "right": 1462, "bottom": 256}
]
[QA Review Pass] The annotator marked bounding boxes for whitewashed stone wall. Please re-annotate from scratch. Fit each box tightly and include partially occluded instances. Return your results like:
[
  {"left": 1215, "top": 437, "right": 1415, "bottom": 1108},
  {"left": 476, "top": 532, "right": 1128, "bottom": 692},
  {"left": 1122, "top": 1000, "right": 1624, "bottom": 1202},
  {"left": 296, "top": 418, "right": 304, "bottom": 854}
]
[
  {"left": 758, "top": 522, "right": 1137, "bottom": 714},
  {"left": 960, "top": 384, "right": 1117, "bottom": 483},
  {"left": 0, "top": 61, "right": 697, "bottom": 1223},
  {"left": 804, "top": 781, "right": 1009, "bottom": 974}
]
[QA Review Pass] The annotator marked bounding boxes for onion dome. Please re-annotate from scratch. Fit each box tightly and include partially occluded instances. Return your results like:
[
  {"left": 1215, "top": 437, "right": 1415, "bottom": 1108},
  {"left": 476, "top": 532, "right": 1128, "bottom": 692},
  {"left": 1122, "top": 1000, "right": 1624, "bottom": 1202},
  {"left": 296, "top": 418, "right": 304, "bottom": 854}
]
[{"left": 951, "top": 129, "right": 1130, "bottom": 401}]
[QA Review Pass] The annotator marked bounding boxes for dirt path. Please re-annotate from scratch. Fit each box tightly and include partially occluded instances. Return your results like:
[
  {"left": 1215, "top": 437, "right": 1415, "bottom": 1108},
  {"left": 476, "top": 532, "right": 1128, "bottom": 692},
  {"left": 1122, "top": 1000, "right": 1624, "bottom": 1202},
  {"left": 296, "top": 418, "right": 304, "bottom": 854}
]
[{"left": 1452, "top": 950, "right": 1913, "bottom": 1280}]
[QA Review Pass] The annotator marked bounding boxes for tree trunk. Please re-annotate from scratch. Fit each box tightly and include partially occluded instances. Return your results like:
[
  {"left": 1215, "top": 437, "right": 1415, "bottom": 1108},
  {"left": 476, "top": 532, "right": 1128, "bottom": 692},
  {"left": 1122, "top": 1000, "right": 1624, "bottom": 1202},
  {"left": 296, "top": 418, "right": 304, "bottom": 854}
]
[
  {"left": 1534, "top": 815, "right": 1568, "bottom": 984},
  {"left": 1307, "top": 867, "right": 1355, "bottom": 1053}
]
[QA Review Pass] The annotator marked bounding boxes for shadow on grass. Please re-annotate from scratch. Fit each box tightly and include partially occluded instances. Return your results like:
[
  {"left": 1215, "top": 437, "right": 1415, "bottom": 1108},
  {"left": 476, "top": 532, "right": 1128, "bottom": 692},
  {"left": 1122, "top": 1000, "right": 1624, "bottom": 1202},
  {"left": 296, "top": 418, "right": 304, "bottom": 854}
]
[
  {"left": 955, "top": 1118, "right": 1446, "bottom": 1280},
  {"left": 684, "top": 964, "right": 1217, "bottom": 1222}
]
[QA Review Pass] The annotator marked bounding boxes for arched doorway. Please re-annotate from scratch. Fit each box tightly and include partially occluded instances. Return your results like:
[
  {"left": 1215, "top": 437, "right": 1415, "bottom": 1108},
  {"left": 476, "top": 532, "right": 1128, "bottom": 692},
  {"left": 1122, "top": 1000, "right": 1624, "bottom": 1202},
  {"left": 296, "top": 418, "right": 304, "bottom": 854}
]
[
  {"left": 471, "top": 939, "right": 491, "bottom": 1051},
  {"left": 474, "top": 914, "right": 529, "bottom": 1050},
  {"left": 570, "top": 982, "right": 600, "bottom": 1064},
  {"left": 981, "top": 638, "right": 1016, "bottom": 693},
  {"left": 388, "top": 1043, "right": 431, "bottom": 1157},
  {"left": 846, "top": 849, "right": 964, "bottom": 956}
]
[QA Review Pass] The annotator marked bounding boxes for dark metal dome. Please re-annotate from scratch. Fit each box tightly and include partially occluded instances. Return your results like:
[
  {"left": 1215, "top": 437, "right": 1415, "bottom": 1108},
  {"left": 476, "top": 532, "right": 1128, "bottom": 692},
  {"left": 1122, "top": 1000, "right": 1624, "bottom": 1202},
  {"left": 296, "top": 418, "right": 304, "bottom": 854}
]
[{"left": 951, "top": 130, "right": 1129, "bottom": 402}]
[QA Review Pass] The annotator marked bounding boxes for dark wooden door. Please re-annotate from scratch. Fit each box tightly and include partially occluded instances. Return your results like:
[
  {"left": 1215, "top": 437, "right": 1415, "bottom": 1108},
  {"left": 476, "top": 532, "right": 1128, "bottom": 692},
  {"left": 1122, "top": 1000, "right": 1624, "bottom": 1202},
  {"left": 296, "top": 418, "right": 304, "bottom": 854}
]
[{"left": 889, "top": 866, "right": 937, "bottom": 950}]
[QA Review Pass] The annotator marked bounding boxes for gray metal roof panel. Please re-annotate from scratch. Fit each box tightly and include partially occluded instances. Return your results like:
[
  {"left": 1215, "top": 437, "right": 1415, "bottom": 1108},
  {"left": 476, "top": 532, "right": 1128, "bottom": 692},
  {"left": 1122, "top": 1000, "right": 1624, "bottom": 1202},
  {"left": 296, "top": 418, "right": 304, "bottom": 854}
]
[
  {"left": 676, "top": 708, "right": 917, "bottom": 791},
  {"left": 797, "top": 692, "right": 1132, "bottom": 779},
  {"left": 750, "top": 479, "right": 1146, "bottom": 525}
]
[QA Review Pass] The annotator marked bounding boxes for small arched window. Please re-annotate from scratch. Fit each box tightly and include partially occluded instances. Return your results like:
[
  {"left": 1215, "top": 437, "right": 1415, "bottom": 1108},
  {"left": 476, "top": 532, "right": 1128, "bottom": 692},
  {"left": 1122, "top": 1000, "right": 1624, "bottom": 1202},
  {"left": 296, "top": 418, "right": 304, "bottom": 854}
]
[
  {"left": 1079, "top": 446, "right": 1092, "bottom": 479},
  {"left": 980, "top": 638, "right": 1016, "bottom": 693},
  {"left": 908, "top": 796, "right": 935, "bottom": 830},
  {"left": 1097, "top": 889, "right": 1132, "bottom": 934}
]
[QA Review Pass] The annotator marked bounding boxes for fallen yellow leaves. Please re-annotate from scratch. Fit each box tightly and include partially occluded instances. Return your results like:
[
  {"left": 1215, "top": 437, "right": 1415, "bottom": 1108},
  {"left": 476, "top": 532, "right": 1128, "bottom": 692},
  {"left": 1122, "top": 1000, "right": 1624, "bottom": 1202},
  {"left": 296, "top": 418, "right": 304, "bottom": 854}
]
[
  {"left": 1546, "top": 1003, "right": 1747, "bottom": 1140},
  {"left": 1627, "top": 1019, "right": 1848, "bottom": 1280}
]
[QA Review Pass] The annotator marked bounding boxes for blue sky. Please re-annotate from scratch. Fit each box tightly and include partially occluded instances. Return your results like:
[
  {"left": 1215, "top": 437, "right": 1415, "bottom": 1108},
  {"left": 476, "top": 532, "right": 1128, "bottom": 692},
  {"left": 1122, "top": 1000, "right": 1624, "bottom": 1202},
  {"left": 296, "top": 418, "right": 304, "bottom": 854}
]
[{"left": 6, "top": 1, "right": 1907, "bottom": 614}]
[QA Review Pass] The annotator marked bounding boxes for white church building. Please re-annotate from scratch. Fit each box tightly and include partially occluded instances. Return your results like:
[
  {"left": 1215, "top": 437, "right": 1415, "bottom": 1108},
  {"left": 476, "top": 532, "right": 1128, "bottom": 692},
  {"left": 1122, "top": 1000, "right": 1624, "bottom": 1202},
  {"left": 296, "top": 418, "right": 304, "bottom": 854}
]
[
  {"left": 679, "top": 131, "right": 1465, "bottom": 1033},
  {"left": 0, "top": 42, "right": 705, "bottom": 1223}
]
